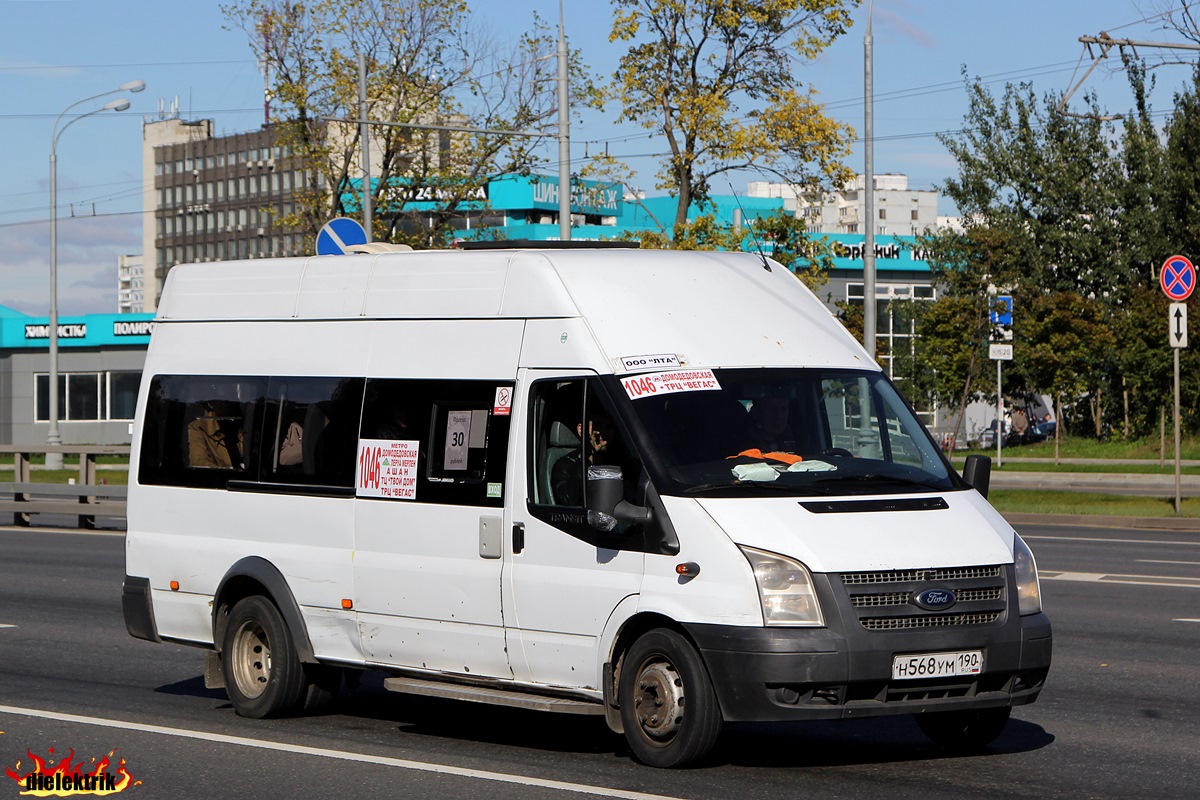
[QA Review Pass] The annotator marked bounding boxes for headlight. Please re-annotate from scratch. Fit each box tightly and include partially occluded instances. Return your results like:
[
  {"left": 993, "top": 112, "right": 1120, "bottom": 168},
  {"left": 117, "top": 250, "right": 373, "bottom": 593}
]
[
  {"left": 1014, "top": 533, "right": 1042, "bottom": 615},
  {"left": 739, "top": 546, "right": 825, "bottom": 627}
]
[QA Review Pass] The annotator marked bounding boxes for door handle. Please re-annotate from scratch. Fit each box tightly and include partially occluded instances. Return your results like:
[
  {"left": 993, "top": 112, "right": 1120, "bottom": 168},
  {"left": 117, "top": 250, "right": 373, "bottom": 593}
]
[{"left": 512, "top": 522, "right": 525, "bottom": 554}]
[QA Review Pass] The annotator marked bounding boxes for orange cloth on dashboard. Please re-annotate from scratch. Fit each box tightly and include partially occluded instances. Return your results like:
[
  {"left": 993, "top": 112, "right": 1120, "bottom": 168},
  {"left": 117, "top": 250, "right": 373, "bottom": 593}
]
[{"left": 727, "top": 449, "right": 803, "bottom": 465}]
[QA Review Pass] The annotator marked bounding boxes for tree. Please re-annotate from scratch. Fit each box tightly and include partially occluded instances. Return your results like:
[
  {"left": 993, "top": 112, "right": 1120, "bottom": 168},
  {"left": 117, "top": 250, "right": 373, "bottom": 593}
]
[
  {"left": 753, "top": 208, "right": 834, "bottom": 291},
  {"left": 1021, "top": 293, "right": 1117, "bottom": 439},
  {"left": 607, "top": 0, "right": 858, "bottom": 230},
  {"left": 223, "top": 0, "right": 598, "bottom": 248},
  {"left": 938, "top": 75, "right": 1130, "bottom": 303},
  {"left": 907, "top": 227, "right": 1018, "bottom": 444},
  {"left": 1163, "top": 65, "right": 1200, "bottom": 259}
]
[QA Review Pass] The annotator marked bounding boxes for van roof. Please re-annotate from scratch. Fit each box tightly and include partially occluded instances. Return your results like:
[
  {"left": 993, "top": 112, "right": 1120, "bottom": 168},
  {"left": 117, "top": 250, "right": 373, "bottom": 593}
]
[{"left": 155, "top": 248, "right": 873, "bottom": 370}]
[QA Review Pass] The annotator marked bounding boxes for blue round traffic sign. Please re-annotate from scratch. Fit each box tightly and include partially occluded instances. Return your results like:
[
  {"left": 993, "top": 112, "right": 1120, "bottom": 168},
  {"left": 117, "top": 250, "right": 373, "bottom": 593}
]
[
  {"left": 1161, "top": 255, "right": 1196, "bottom": 301},
  {"left": 316, "top": 217, "right": 368, "bottom": 255}
]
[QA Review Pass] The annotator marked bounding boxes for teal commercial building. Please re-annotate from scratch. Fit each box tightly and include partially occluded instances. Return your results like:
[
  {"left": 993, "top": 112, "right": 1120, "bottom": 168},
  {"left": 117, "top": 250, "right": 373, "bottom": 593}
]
[{"left": 0, "top": 305, "right": 154, "bottom": 446}]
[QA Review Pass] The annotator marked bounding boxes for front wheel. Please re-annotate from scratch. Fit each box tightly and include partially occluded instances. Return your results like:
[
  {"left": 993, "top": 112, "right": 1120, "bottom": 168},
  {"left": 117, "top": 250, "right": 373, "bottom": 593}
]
[
  {"left": 915, "top": 706, "right": 1012, "bottom": 749},
  {"left": 618, "top": 629, "right": 723, "bottom": 768},
  {"left": 221, "top": 595, "right": 308, "bottom": 718}
]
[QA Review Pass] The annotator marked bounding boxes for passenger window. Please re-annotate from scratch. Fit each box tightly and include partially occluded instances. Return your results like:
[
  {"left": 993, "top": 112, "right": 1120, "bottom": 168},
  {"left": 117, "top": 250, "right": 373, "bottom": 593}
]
[
  {"left": 140, "top": 375, "right": 267, "bottom": 489},
  {"left": 261, "top": 377, "right": 365, "bottom": 487},
  {"left": 359, "top": 378, "right": 511, "bottom": 507}
]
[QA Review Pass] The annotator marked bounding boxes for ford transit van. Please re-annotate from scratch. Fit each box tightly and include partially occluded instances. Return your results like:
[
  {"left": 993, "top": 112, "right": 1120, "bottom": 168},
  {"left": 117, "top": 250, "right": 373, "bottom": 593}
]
[{"left": 123, "top": 246, "right": 1051, "bottom": 767}]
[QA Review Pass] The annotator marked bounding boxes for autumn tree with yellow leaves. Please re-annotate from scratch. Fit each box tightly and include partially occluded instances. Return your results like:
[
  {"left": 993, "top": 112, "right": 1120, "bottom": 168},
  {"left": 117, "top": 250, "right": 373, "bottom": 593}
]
[
  {"left": 223, "top": 0, "right": 598, "bottom": 248},
  {"left": 607, "top": 0, "right": 859, "bottom": 232}
]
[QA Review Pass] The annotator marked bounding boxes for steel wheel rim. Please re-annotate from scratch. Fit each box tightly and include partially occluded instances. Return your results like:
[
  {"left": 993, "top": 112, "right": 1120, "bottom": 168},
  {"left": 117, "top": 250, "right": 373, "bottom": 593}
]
[
  {"left": 633, "top": 656, "right": 685, "bottom": 742},
  {"left": 230, "top": 619, "right": 271, "bottom": 699}
]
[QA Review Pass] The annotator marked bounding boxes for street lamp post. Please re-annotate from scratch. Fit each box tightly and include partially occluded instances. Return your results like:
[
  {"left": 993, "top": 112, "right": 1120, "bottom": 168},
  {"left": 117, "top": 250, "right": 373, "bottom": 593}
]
[{"left": 46, "top": 80, "right": 144, "bottom": 469}]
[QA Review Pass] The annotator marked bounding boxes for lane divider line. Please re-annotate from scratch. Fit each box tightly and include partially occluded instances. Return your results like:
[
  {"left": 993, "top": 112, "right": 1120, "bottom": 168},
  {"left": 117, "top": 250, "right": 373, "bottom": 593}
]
[
  {"left": 1040, "top": 571, "right": 1200, "bottom": 589},
  {"left": 0, "top": 704, "right": 682, "bottom": 800}
]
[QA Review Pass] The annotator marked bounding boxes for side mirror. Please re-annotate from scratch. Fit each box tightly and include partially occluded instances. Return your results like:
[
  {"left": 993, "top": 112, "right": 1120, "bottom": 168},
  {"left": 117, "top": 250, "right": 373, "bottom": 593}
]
[
  {"left": 586, "top": 465, "right": 652, "bottom": 530},
  {"left": 962, "top": 454, "right": 991, "bottom": 499}
]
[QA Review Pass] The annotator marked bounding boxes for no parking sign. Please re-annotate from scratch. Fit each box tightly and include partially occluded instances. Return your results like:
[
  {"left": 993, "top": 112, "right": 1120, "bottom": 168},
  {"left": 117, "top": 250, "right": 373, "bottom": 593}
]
[{"left": 1160, "top": 255, "right": 1196, "bottom": 301}]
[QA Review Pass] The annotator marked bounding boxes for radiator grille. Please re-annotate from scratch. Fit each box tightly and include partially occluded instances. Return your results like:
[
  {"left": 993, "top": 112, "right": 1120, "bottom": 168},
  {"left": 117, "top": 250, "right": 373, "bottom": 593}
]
[
  {"left": 861, "top": 611, "right": 1003, "bottom": 630},
  {"left": 850, "top": 586, "right": 1003, "bottom": 608},
  {"left": 836, "top": 565, "right": 1008, "bottom": 632},
  {"left": 842, "top": 566, "right": 1003, "bottom": 585}
]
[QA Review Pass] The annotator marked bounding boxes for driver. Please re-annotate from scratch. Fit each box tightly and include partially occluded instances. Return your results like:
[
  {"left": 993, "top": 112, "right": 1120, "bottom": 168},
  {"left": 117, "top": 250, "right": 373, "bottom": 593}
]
[
  {"left": 551, "top": 413, "right": 616, "bottom": 506},
  {"left": 748, "top": 394, "right": 797, "bottom": 453}
]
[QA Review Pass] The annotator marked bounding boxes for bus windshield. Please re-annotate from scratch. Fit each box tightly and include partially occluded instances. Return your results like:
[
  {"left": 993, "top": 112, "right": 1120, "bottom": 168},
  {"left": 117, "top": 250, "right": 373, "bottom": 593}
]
[{"left": 618, "top": 367, "right": 959, "bottom": 498}]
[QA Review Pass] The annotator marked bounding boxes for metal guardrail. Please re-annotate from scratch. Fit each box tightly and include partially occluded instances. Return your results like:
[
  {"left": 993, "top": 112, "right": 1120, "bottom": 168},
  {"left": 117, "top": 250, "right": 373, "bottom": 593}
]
[{"left": 0, "top": 445, "right": 130, "bottom": 529}]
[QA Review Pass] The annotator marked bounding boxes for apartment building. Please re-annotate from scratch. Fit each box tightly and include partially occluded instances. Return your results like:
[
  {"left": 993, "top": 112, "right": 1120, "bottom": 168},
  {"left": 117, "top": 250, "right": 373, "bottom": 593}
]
[
  {"left": 141, "top": 112, "right": 308, "bottom": 311},
  {"left": 746, "top": 174, "right": 940, "bottom": 236}
]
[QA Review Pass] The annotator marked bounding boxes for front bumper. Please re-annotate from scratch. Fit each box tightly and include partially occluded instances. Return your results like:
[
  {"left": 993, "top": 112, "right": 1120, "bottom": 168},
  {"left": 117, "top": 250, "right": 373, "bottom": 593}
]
[{"left": 684, "top": 567, "right": 1052, "bottom": 723}]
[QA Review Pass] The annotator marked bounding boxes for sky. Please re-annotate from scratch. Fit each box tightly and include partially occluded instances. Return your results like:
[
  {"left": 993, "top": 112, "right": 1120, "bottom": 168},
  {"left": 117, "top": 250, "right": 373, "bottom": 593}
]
[{"left": 0, "top": 0, "right": 1196, "bottom": 316}]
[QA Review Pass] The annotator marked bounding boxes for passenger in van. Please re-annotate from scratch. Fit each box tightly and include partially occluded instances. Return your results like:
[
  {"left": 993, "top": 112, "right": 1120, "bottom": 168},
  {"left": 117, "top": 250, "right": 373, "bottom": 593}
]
[
  {"left": 551, "top": 413, "right": 617, "bottom": 507},
  {"left": 748, "top": 393, "right": 797, "bottom": 453},
  {"left": 278, "top": 414, "right": 305, "bottom": 467},
  {"left": 187, "top": 402, "right": 244, "bottom": 469}
]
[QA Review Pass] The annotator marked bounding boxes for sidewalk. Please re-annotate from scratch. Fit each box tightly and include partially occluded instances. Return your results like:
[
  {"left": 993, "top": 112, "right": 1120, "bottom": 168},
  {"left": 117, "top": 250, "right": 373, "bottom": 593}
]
[{"left": 989, "top": 470, "right": 1200, "bottom": 495}]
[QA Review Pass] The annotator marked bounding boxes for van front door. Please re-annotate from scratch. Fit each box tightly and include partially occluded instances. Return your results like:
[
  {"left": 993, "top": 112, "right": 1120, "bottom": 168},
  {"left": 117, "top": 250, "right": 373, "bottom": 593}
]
[{"left": 504, "top": 372, "right": 645, "bottom": 691}]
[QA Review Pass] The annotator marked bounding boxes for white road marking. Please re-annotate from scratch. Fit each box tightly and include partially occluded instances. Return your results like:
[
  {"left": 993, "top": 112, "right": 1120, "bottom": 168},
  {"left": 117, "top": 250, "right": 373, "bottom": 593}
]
[
  {"left": 1174, "top": 619, "right": 1200, "bottom": 623},
  {"left": 0, "top": 625, "right": 14, "bottom": 629},
  {"left": 0, "top": 704, "right": 682, "bottom": 800},
  {"left": 1040, "top": 571, "right": 1200, "bottom": 590},
  {"left": 1138, "top": 559, "right": 1200, "bottom": 566},
  {"left": 1023, "top": 535, "right": 1200, "bottom": 547}
]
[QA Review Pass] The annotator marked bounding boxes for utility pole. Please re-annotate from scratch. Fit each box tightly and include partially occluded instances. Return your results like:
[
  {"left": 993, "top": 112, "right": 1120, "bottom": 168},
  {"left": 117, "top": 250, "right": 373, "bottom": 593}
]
[
  {"left": 557, "top": 0, "right": 571, "bottom": 240},
  {"left": 862, "top": 2, "right": 876, "bottom": 358},
  {"left": 359, "top": 53, "right": 372, "bottom": 242}
]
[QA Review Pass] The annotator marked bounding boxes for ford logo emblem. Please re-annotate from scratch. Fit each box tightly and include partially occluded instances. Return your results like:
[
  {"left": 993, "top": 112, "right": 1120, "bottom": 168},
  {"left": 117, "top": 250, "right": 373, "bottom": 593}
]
[{"left": 913, "top": 589, "right": 957, "bottom": 611}]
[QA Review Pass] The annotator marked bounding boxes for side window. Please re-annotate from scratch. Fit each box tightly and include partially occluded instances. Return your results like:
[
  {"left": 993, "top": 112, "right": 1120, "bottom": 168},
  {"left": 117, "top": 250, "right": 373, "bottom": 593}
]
[
  {"left": 358, "top": 378, "right": 511, "bottom": 508},
  {"left": 530, "top": 380, "right": 584, "bottom": 507},
  {"left": 261, "top": 377, "right": 365, "bottom": 487},
  {"left": 140, "top": 375, "right": 267, "bottom": 489},
  {"left": 530, "top": 379, "right": 639, "bottom": 510}
]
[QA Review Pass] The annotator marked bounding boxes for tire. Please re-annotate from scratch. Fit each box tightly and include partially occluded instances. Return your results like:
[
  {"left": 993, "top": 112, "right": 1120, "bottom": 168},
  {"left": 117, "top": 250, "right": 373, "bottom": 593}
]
[
  {"left": 221, "top": 595, "right": 309, "bottom": 718},
  {"left": 915, "top": 706, "right": 1012, "bottom": 749},
  {"left": 618, "top": 629, "right": 723, "bottom": 768},
  {"left": 300, "top": 664, "right": 342, "bottom": 713}
]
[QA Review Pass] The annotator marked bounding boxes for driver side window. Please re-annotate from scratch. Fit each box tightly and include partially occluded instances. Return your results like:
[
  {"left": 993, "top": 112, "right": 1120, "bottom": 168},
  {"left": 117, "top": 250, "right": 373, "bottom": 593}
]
[{"left": 530, "top": 379, "right": 637, "bottom": 510}]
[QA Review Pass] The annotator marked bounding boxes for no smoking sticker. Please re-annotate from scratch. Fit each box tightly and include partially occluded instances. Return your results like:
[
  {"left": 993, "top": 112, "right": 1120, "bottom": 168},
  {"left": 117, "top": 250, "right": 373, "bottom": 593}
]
[{"left": 493, "top": 386, "right": 512, "bottom": 416}]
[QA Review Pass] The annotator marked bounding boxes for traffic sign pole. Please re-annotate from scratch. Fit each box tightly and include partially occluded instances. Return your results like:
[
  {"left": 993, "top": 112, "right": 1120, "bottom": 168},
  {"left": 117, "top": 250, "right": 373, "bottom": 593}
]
[
  {"left": 1161, "top": 257, "right": 1193, "bottom": 515},
  {"left": 997, "top": 359, "right": 1003, "bottom": 468},
  {"left": 1175, "top": 348, "right": 1182, "bottom": 515}
]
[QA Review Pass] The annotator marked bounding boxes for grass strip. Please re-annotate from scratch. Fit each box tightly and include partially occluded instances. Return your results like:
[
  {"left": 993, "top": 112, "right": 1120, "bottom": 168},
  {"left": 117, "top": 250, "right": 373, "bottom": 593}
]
[{"left": 988, "top": 489, "right": 1200, "bottom": 518}]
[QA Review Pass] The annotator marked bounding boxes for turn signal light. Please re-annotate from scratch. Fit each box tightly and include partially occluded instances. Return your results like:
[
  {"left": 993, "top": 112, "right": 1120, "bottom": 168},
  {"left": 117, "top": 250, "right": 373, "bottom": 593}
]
[{"left": 169, "top": 580, "right": 179, "bottom": 591}]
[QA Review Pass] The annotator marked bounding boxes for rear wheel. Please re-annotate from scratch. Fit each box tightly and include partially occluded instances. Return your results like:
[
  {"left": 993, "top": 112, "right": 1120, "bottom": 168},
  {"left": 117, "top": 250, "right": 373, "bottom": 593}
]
[
  {"left": 222, "top": 595, "right": 308, "bottom": 718},
  {"left": 618, "top": 629, "right": 723, "bottom": 768},
  {"left": 915, "top": 706, "right": 1012, "bottom": 749}
]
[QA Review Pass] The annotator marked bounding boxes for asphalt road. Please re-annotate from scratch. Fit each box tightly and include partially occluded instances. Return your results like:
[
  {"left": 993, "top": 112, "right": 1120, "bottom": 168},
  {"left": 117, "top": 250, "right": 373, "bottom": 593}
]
[{"left": 0, "top": 524, "right": 1196, "bottom": 799}]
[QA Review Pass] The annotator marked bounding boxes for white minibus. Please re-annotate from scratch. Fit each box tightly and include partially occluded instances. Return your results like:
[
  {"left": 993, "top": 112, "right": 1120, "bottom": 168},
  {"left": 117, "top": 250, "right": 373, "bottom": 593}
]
[{"left": 123, "top": 245, "right": 1051, "bottom": 767}]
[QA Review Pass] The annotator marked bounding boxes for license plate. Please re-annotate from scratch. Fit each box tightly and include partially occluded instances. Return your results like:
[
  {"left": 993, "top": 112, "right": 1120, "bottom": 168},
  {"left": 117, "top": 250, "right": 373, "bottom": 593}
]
[{"left": 892, "top": 650, "right": 983, "bottom": 680}]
